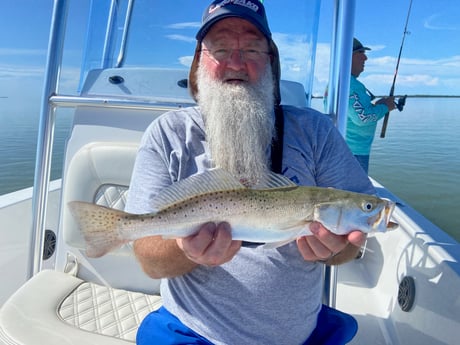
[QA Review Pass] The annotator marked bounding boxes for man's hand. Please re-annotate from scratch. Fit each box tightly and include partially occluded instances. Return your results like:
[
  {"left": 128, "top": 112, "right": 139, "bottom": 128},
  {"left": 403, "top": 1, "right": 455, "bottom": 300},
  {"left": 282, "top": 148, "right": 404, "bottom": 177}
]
[
  {"left": 177, "top": 222, "right": 242, "bottom": 267},
  {"left": 376, "top": 96, "right": 396, "bottom": 111},
  {"left": 296, "top": 221, "right": 367, "bottom": 264}
]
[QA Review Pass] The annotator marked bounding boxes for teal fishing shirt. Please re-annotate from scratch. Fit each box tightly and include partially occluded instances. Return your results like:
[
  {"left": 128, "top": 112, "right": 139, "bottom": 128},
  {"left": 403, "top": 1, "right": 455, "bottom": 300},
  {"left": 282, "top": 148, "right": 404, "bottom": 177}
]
[{"left": 347, "top": 76, "right": 389, "bottom": 155}]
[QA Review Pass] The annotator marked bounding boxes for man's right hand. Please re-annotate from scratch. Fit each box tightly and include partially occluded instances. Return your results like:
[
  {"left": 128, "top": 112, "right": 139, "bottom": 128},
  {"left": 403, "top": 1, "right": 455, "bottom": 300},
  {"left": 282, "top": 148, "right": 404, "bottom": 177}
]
[
  {"left": 376, "top": 96, "right": 396, "bottom": 111},
  {"left": 177, "top": 222, "right": 242, "bottom": 267}
]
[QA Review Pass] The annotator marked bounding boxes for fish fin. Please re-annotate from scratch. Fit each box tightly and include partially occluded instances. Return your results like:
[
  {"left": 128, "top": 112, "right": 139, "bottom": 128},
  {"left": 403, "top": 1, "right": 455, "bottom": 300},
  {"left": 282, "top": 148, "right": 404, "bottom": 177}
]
[
  {"left": 151, "top": 169, "right": 246, "bottom": 210},
  {"left": 278, "top": 220, "right": 312, "bottom": 233},
  {"left": 251, "top": 171, "right": 298, "bottom": 190},
  {"left": 68, "top": 201, "right": 129, "bottom": 258},
  {"left": 262, "top": 221, "right": 313, "bottom": 249},
  {"left": 150, "top": 168, "right": 299, "bottom": 211}
]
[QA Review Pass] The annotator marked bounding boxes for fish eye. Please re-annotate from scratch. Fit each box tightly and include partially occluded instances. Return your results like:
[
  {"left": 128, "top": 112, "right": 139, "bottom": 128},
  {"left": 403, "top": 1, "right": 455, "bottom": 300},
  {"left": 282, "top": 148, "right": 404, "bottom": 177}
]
[{"left": 362, "top": 201, "right": 374, "bottom": 212}]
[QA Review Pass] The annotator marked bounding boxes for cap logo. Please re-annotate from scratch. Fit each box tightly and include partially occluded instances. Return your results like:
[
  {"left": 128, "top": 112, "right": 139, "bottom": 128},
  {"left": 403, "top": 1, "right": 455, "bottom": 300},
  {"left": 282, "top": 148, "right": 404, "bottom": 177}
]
[{"left": 209, "top": 0, "right": 259, "bottom": 15}]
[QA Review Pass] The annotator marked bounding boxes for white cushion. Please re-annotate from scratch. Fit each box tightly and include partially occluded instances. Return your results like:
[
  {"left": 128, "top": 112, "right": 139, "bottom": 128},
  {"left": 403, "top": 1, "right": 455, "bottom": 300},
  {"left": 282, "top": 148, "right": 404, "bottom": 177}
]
[
  {"left": 62, "top": 142, "right": 138, "bottom": 250},
  {"left": 0, "top": 270, "right": 161, "bottom": 344}
]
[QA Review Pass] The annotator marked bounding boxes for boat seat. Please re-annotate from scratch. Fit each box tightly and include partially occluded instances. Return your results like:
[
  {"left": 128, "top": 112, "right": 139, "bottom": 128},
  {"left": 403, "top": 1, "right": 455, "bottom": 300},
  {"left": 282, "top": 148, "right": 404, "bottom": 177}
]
[
  {"left": 59, "top": 141, "right": 162, "bottom": 293},
  {"left": 0, "top": 142, "right": 164, "bottom": 344},
  {"left": 0, "top": 270, "right": 356, "bottom": 345},
  {"left": 0, "top": 270, "right": 162, "bottom": 344}
]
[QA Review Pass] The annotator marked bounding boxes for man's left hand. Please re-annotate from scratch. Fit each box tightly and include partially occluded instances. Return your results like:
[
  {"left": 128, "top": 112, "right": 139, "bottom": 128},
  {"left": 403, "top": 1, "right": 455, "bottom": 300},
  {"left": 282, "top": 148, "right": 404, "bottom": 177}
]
[{"left": 296, "top": 221, "right": 367, "bottom": 264}]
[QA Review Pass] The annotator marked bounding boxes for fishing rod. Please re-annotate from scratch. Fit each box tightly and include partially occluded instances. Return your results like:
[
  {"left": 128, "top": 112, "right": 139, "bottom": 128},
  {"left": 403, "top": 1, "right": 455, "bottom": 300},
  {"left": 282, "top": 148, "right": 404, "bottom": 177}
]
[{"left": 380, "top": 0, "right": 413, "bottom": 138}]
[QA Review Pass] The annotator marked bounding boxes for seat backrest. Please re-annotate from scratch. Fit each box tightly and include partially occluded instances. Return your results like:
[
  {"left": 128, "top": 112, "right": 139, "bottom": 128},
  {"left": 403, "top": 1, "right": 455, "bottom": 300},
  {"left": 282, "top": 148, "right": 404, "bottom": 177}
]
[
  {"left": 62, "top": 142, "right": 137, "bottom": 249},
  {"left": 280, "top": 80, "right": 308, "bottom": 108},
  {"left": 58, "top": 141, "right": 162, "bottom": 294}
]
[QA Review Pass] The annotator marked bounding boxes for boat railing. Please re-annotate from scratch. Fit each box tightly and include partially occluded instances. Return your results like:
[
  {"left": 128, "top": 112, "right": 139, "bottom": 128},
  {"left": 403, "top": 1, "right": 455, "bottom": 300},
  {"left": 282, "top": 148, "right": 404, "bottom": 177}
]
[
  {"left": 322, "top": 0, "right": 356, "bottom": 308},
  {"left": 49, "top": 94, "right": 194, "bottom": 112},
  {"left": 30, "top": 0, "right": 70, "bottom": 278},
  {"left": 114, "top": 0, "right": 134, "bottom": 68}
]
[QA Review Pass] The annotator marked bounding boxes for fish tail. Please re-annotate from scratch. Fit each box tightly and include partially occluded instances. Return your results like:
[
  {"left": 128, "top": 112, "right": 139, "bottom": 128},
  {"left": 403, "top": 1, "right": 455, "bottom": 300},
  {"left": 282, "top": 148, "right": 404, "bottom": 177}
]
[{"left": 68, "top": 201, "right": 129, "bottom": 258}]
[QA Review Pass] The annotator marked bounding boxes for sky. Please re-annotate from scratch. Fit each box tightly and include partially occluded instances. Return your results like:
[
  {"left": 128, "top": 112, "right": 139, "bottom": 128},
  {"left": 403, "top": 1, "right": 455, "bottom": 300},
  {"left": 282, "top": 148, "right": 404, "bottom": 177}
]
[{"left": 0, "top": 0, "right": 459, "bottom": 119}]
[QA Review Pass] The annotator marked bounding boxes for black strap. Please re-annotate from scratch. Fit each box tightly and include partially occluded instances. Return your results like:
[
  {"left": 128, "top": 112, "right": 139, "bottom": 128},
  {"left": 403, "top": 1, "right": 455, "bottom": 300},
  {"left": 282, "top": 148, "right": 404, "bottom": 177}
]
[
  {"left": 271, "top": 104, "right": 284, "bottom": 174},
  {"left": 242, "top": 107, "right": 283, "bottom": 249}
]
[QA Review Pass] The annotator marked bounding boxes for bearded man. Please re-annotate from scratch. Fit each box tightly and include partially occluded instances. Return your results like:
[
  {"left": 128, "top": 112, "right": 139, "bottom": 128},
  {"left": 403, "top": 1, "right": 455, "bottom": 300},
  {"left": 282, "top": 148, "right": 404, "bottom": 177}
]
[{"left": 126, "top": 1, "right": 374, "bottom": 344}]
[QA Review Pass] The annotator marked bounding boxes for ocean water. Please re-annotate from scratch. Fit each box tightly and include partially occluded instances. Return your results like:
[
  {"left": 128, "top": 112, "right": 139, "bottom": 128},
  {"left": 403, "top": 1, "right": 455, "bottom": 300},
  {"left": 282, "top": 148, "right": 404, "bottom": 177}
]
[
  {"left": 368, "top": 98, "right": 460, "bottom": 240},
  {"left": 0, "top": 109, "right": 73, "bottom": 195},
  {"left": 311, "top": 97, "right": 460, "bottom": 241},
  {"left": 1, "top": 98, "right": 459, "bottom": 241}
]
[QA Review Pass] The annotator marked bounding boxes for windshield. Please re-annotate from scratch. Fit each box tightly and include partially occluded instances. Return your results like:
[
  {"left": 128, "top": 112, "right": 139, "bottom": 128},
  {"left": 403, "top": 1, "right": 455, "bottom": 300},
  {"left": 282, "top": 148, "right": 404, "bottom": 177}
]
[{"left": 80, "top": 0, "right": 320, "bottom": 101}]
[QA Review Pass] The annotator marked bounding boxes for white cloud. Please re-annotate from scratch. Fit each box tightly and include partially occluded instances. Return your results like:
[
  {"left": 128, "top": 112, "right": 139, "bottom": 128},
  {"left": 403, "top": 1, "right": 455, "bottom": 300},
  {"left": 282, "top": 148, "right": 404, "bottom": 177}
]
[
  {"left": 0, "top": 64, "right": 44, "bottom": 78},
  {"left": 178, "top": 55, "right": 194, "bottom": 67},
  {"left": 312, "top": 43, "right": 330, "bottom": 83},
  {"left": 164, "top": 21, "right": 200, "bottom": 44},
  {"left": 272, "top": 32, "right": 314, "bottom": 86},
  {"left": 399, "top": 74, "right": 439, "bottom": 86},
  {"left": 366, "top": 44, "right": 386, "bottom": 52},
  {"left": 165, "top": 34, "right": 196, "bottom": 43},
  {"left": 0, "top": 62, "right": 81, "bottom": 98},
  {"left": 424, "top": 13, "right": 459, "bottom": 31},
  {"left": 166, "top": 22, "right": 201, "bottom": 30}
]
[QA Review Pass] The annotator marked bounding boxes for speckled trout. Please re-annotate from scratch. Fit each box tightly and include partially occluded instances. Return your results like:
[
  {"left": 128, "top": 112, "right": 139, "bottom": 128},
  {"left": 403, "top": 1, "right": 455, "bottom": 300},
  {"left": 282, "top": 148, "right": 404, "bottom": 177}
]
[{"left": 68, "top": 169, "right": 397, "bottom": 258}]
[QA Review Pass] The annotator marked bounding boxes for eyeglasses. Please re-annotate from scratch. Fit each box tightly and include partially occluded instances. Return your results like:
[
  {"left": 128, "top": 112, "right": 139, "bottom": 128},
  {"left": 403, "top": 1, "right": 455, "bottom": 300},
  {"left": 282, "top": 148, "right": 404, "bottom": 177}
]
[{"left": 200, "top": 48, "right": 271, "bottom": 62}]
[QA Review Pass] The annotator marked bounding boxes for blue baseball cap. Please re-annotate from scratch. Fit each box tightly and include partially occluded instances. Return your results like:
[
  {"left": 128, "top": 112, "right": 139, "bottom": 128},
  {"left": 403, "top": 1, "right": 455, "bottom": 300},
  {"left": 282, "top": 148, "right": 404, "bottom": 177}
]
[{"left": 196, "top": 0, "right": 272, "bottom": 41}]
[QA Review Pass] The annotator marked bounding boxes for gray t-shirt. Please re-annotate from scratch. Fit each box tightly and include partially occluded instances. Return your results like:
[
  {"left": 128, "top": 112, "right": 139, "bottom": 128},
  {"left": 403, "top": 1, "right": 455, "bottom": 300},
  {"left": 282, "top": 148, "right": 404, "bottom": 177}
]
[{"left": 126, "top": 105, "right": 374, "bottom": 345}]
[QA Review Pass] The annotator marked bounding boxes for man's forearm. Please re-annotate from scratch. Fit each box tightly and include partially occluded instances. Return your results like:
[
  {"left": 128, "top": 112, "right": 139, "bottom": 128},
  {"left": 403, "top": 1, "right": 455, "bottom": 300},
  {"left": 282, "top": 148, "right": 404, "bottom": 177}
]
[{"left": 133, "top": 236, "right": 198, "bottom": 279}]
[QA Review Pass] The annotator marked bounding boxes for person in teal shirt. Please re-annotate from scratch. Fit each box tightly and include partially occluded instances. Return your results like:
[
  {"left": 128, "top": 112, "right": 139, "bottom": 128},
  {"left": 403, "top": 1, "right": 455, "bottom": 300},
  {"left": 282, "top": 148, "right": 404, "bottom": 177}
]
[{"left": 347, "top": 38, "right": 396, "bottom": 173}]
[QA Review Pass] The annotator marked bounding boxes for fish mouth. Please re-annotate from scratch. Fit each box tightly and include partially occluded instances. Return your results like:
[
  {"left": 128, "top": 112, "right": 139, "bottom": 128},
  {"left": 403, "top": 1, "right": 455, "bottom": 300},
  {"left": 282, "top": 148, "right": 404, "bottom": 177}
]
[{"left": 368, "top": 199, "right": 397, "bottom": 231}]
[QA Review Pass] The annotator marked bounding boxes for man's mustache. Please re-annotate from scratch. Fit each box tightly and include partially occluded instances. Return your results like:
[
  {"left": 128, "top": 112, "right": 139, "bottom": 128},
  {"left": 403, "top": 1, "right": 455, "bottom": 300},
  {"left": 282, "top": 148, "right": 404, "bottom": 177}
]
[{"left": 223, "top": 72, "right": 249, "bottom": 82}]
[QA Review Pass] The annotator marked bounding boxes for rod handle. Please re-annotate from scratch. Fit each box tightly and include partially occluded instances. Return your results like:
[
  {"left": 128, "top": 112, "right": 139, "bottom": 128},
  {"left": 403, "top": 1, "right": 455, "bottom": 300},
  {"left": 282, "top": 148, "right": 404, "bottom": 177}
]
[{"left": 380, "top": 112, "right": 390, "bottom": 138}]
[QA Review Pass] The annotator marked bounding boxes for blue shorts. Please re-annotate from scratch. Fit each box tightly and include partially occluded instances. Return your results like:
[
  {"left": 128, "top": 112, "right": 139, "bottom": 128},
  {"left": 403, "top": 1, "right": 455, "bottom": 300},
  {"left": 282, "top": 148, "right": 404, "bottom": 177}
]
[
  {"left": 137, "top": 306, "right": 213, "bottom": 345},
  {"left": 136, "top": 305, "right": 357, "bottom": 345}
]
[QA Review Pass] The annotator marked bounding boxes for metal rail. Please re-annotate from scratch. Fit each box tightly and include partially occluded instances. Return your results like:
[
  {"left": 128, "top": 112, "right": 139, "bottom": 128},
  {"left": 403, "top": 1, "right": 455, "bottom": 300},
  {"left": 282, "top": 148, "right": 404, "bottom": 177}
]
[
  {"left": 50, "top": 95, "right": 194, "bottom": 111},
  {"left": 326, "top": 0, "right": 355, "bottom": 134},
  {"left": 101, "top": 0, "right": 118, "bottom": 68},
  {"left": 115, "top": 0, "right": 135, "bottom": 67},
  {"left": 29, "top": 0, "right": 70, "bottom": 278},
  {"left": 323, "top": 0, "right": 356, "bottom": 308}
]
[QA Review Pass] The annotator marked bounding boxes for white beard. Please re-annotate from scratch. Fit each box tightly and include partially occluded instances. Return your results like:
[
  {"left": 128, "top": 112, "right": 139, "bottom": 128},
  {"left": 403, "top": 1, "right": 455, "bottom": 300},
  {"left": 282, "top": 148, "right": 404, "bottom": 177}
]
[{"left": 196, "top": 64, "right": 275, "bottom": 185}]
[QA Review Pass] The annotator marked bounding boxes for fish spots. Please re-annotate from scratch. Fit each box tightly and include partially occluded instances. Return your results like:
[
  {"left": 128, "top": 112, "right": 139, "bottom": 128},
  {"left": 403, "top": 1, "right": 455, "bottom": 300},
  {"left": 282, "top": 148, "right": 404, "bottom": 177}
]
[{"left": 88, "top": 210, "right": 115, "bottom": 227}]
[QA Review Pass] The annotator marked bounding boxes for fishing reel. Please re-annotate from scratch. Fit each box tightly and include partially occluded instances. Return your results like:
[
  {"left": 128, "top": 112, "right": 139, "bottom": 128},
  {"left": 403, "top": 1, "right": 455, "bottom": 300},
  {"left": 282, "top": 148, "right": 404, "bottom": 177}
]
[{"left": 395, "top": 95, "right": 407, "bottom": 111}]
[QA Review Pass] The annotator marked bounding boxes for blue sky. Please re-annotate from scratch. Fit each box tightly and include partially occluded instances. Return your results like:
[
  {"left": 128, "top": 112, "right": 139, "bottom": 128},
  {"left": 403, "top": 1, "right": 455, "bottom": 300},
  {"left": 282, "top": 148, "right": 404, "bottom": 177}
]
[
  {"left": 328, "top": 0, "right": 460, "bottom": 96},
  {"left": 0, "top": 0, "right": 459, "bottom": 117}
]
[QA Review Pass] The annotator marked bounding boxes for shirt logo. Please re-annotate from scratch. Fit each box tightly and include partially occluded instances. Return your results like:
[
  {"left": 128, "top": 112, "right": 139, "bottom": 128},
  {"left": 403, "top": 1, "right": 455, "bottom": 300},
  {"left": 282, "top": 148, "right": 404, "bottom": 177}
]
[{"left": 350, "top": 93, "right": 378, "bottom": 123}]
